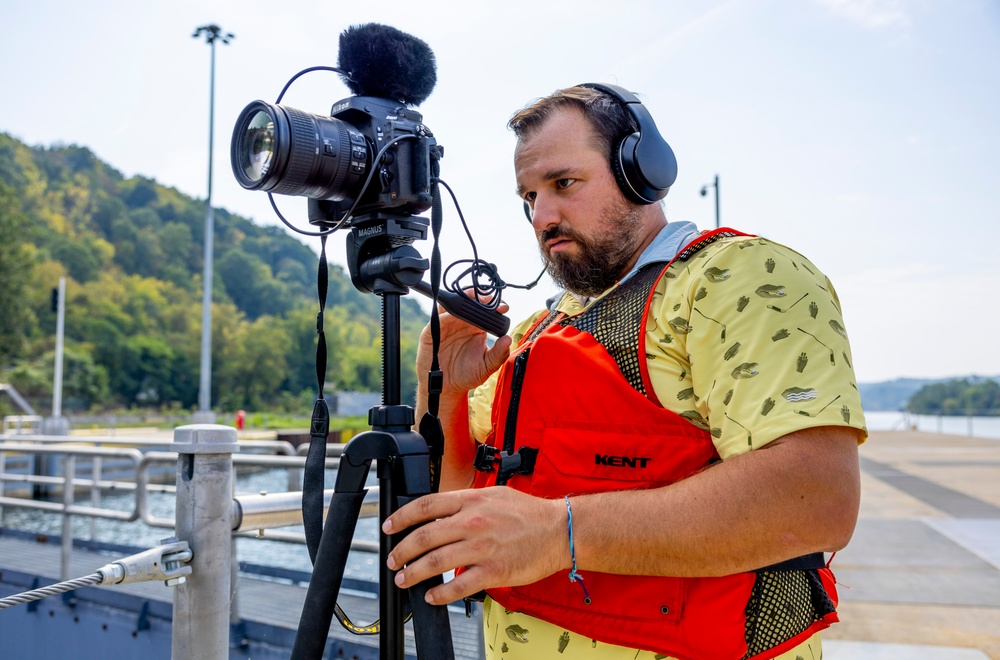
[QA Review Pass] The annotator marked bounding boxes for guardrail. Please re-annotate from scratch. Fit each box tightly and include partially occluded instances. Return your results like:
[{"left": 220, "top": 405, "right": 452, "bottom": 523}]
[
  {"left": 0, "top": 425, "right": 380, "bottom": 658},
  {"left": 2, "top": 415, "right": 43, "bottom": 435}
]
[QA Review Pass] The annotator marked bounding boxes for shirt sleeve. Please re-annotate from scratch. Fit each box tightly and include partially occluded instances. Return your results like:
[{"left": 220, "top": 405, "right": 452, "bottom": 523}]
[{"left": 645, "top": 236, "right": 867, "bottom": 459}]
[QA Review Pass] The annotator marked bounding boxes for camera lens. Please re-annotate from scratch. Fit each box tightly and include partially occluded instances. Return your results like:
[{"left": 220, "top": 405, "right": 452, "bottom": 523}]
[
  {"left": 239, "top": 110, "right": 275, "bottom": 183},
  {"left": 230, "top": 100, "right": 369, "bottom": 202}
]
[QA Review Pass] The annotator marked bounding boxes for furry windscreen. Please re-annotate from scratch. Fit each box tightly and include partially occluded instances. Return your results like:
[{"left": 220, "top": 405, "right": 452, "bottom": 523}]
[{"left": 338, "top": 23, "right": 437, "bottom": 106}]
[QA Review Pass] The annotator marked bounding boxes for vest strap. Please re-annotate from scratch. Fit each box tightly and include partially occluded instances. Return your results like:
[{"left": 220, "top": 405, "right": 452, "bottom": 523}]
[{"left": 759, "top": 552, "right": 826, "bottom": 572}]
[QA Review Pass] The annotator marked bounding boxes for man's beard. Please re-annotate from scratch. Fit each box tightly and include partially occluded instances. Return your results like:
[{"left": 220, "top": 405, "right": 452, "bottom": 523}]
[{"left": 540, "top": 198, "right": 646, "bottom": 299}]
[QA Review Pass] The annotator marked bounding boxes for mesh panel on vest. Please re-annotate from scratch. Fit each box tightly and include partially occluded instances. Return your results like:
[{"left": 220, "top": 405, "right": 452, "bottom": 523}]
[
  {"left": 742, "top": 569, "right": 836, "bottom": 659},
  {"left": 525, "top": 309, "right": 562, "bottom": 345},
  {"left": 523, "top": 235, "right": 837, "bottom": 655},
  {"left": 554, "top": 264, "right": 666, "bottom": 395}
]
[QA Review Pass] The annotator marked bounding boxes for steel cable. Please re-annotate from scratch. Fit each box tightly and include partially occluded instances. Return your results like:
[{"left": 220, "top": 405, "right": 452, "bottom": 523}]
[{"left": 0, "top": 572, "right": 103, "bottom": 609}]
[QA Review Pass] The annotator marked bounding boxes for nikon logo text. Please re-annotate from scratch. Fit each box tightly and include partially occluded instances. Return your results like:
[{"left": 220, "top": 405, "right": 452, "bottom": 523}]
[{"left": 595, "top": 454, "right": 652, "bottom": 468}]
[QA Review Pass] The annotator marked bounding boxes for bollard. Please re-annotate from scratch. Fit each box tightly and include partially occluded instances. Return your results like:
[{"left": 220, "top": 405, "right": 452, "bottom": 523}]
[{"left": 171, "top": 424, "right": 238, "bottom": 660}]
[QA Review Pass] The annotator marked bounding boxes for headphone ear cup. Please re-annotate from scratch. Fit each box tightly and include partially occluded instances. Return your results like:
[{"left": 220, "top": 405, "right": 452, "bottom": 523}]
[
  {"left": 617, "top": 132, "right": 677, "bottom": 205},
  {"left": 611, "top": 133, "right": 652, "bottom": 205}
]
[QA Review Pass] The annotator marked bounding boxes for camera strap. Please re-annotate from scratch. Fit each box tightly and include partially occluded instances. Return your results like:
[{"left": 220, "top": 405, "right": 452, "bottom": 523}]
[
  {"left": 303, "top": 234, "right": 331, "bottom": 564},
  {"left": 418, "top": 158, "right": 445, "bottom": 494}
]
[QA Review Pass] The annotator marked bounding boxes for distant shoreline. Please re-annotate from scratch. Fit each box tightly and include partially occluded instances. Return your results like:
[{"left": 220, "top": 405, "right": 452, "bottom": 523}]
[{"left": 863, "top": 410, "right": 1000, "bottom": 440}]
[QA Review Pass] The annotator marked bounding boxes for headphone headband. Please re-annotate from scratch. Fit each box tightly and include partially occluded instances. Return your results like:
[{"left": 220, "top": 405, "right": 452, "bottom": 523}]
[{"left": 577, "top": 82, "right": 677, "bottom": 205}]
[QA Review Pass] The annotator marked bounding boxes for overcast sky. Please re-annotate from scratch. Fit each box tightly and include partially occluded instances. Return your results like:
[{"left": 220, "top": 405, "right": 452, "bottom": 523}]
[{"left": 2, "top": 0, "right": 998, "bottom": 384}]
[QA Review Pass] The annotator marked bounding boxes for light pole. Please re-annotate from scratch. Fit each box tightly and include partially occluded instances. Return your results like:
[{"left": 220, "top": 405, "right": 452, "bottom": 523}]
[
  {"left": 192, "top": 24, "right": 233, "bottom": 424},
  {"left": 700, "top": 173, "right": 720, "bottom": 229},
  {"left": 43, "top": 277, "right": 69, "bottom": 436}
]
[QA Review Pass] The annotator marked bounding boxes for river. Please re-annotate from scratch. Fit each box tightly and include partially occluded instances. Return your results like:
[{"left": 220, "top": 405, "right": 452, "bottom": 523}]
[{"left": 864, "top": 410, "right": 1000, "bottom": 439}]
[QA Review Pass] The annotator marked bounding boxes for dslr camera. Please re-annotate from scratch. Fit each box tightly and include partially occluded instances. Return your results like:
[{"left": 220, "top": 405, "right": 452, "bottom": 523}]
[{"left": 230, "top": 95, "right": 439, "bottom": 226}]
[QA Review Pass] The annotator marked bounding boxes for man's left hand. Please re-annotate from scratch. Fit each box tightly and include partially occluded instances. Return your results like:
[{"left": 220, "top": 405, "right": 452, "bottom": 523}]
[{"left": 382, "top": 487, "right": 568, "bottom": 605}]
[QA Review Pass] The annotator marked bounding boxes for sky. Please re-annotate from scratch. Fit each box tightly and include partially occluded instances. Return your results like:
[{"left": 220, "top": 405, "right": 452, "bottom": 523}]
[{"left": 1, "top": 0, "right": 998, "bottom": 384}]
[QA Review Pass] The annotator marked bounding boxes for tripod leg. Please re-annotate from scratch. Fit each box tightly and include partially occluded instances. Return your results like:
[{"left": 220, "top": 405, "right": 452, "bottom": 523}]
[
  {"left": 396, "top": 495, "right": 456, "bottom": 660},
  {"left": 408, "top": 575, "right": 456, "bottom": 660},
  {"left": 292, "top": 491, "right": 367, "bottom": 660}
]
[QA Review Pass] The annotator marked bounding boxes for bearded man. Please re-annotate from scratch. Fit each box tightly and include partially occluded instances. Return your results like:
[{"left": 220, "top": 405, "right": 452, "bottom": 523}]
[{"left": 383, "top": 84, "right": 866, "bottom": 660}]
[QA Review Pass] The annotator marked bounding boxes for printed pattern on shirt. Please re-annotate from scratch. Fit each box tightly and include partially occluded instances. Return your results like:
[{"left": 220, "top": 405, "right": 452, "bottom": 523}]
[{"left": 644, "top": 235, "right": 866, "bottom": 458}]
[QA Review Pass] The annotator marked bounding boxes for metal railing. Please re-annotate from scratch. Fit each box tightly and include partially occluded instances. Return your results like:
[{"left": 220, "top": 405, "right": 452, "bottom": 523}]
[
  {"left": 0, "top": 427, "right": 377, "bottom": 594},
  {"left": 0, "top": 424, "right": 483, "bottom": 659},
  {"left": 2, "top": 415, "right": 43, "bottom": 435}
]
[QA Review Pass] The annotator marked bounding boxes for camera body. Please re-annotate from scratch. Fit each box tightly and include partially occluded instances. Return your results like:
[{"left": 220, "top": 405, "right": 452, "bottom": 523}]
[
  {"left": 230, "top": 94, "right": 439, "bottom": 226},
  {"left": 310, "top": 95, "right": 438, "bottom": 225}
]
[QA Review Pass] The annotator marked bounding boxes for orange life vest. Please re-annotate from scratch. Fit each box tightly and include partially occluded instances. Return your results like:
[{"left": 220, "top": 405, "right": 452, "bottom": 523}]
[{"left": 472, "top": 229, "right": 839, "bottom": 660}]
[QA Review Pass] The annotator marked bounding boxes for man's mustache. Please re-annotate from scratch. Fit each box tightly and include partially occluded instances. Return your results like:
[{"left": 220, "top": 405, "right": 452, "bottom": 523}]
[{"left": 540, "top": 226, "right": 582, "bottom": 244}]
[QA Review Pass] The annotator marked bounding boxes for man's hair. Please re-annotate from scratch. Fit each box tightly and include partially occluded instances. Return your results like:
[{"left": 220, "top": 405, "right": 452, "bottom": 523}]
[{"left": 507, "top": 86, "right": 638, "bottom": 162}]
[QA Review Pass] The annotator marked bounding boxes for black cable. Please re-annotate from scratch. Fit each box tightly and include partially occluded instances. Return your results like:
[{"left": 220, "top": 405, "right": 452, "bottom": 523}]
[
  {"left": 436, "top": 179, "right": 546, "bottom": 309},
  {"left": 262, "top": 65, "right": 427, "bottom": 239},
  {"left": 266, "top": 134, "right": 420, "bottom": 238},
  {"left": 274, "top": 65, "right": 353, "bottom": 104}
]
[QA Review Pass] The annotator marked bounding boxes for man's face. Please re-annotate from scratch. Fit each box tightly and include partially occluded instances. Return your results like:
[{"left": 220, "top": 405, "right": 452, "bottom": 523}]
[{"left": 514, "top": 106, "right": 646, "bottom": 298}]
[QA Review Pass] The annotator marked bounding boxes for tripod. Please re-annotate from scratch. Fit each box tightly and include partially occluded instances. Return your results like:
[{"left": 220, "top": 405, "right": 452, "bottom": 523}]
[{"left": 291, "top": 213, "right": 455, "bottom": 660}]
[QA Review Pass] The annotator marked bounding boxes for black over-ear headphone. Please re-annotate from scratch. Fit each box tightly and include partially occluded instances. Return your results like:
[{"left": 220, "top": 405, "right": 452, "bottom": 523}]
[{"left": 522, "top": 83, "right": 678, "bottom": 221}]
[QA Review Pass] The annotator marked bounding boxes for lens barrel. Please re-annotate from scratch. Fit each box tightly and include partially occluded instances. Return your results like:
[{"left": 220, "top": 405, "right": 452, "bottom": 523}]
[{"left": 230, "top": 100, "right": 369, "bottom": 201}]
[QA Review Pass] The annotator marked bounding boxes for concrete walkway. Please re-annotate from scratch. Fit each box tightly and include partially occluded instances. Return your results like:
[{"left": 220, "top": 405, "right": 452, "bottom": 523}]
[{"left": 823, "top": 430, "right": 1000, "bottom": 659}]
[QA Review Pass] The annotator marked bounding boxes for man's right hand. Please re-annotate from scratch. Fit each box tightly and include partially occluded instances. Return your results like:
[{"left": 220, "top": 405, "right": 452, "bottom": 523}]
[
  {"left": 417, "top": 295, "right": 512, "bottom": 399},
  {"left": 416, "top": 293, "right": 512, "bottom": 491}
]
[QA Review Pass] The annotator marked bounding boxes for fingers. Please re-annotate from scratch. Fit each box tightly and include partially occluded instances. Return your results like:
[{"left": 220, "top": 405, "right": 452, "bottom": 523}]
[
  {"left": 384, "top": 492, "right": 487, "bottom": 572},
  {"left": 383, "top": 491, "right": 499, "bottom": 603},
  {"left": 485, "top": 334, "right": 512, "bottom": 372},
  {"left": 391, "top": 533, "right": 477, "bottom": 603},
  {"left": 389, "top": 522, "right": 502, "bottom": 604},
  {"left": 382, "top": 491, "right": 457, "bottom": 536},
  {"left": 381, "top": 489, "right": 566, "bottom": 605},
  {"left": 418, "top": 566, "right": 487, "bottom": 605}
]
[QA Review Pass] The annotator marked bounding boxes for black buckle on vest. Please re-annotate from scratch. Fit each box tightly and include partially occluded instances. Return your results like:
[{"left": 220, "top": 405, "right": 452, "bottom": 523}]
[
  {"left": 473, "top": 445, "right": 538, "bottom": 480},
  {"left": 463, "top": 590, "right": 487, "bottom": 618},
  {"left": 473, "top": 444, "right": 499, "bottom": 472}
]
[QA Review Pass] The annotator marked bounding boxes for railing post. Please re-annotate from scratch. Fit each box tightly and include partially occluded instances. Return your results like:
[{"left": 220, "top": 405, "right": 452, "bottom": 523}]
[
  {"left": 90, "top": 456, "right": 102, "bottom": 541},
  {"left": 0, "top": 449, "right": 6, "bottom": 522},
  {"left": 61, "top": 455, "right": 75, "bottom": 581},
  {"left": 171, "top": 424, "right": 238, "bottom": 660}
]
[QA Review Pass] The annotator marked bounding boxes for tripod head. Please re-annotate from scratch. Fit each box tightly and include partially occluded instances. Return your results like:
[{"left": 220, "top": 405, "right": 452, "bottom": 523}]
[{"left": 346, "top": 213, "right": 430, "bottom": 295}]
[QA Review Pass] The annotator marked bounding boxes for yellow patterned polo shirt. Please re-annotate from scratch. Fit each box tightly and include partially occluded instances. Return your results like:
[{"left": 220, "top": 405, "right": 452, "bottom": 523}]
[{"left": 467, "top": 233, "right": 867, "bottom": 659}]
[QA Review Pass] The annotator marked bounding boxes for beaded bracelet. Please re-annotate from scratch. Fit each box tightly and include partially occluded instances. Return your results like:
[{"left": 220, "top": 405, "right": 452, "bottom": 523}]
[{"left": 564, "top": 495, "right": 592, "bottom": 604}]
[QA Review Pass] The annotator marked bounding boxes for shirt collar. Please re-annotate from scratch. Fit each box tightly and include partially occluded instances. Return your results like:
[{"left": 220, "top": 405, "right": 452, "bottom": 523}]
[{"left": 546, "top": 221, "right": 703, "bottom": 311}]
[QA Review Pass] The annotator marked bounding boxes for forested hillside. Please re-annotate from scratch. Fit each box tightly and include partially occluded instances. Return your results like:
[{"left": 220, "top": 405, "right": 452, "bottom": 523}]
[
  {"left": 907, "top": 378, "right": 1000, "bottom": 416},
  {"left": 0, "top": 133, "right": 426, "bottom": 414}
]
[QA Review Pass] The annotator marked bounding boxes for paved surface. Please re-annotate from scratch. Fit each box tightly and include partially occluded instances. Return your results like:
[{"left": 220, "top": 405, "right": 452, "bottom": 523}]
[{"left": 823, "top": 430, "right": 1000, "bottom": 659}]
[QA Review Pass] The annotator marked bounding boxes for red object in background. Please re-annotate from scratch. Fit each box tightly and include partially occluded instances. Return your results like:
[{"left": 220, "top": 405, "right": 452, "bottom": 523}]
[{"left": 236, "top": 410, "right": 246, "bottom": 430}]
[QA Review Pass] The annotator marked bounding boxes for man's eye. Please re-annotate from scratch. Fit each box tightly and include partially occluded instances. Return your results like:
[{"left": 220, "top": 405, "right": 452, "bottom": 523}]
[
  {"left": 524, "top": 191, "right": 536, "bottom": 202},
  {"left": 555, "top": 178, "right": 575, "bottom": 189}
]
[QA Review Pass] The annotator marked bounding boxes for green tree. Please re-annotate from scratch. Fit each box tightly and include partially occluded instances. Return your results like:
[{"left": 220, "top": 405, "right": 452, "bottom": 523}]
[
  {"left": 908, "top": 378, "right": 1000, "bottom": 416},
  {"left": 0, "top": 182, "right": 34, "bottom": 363},
  {"left": 211, "top": 305, "right": 292, "bottom": 410},
  {"left": 0, "top": 133, "right": 426, "bottom": 412},
  {"left": 6, "top": 345, "right": 110, "bottom": 412},
  {"left": 217, "top": 249, "right": 294, "bottom": 320}
]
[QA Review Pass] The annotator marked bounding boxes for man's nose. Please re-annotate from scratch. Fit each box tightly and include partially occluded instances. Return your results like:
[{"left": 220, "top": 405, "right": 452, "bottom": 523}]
[{"left": 530, "top": 194, "right": 560, "bottom": 233}]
